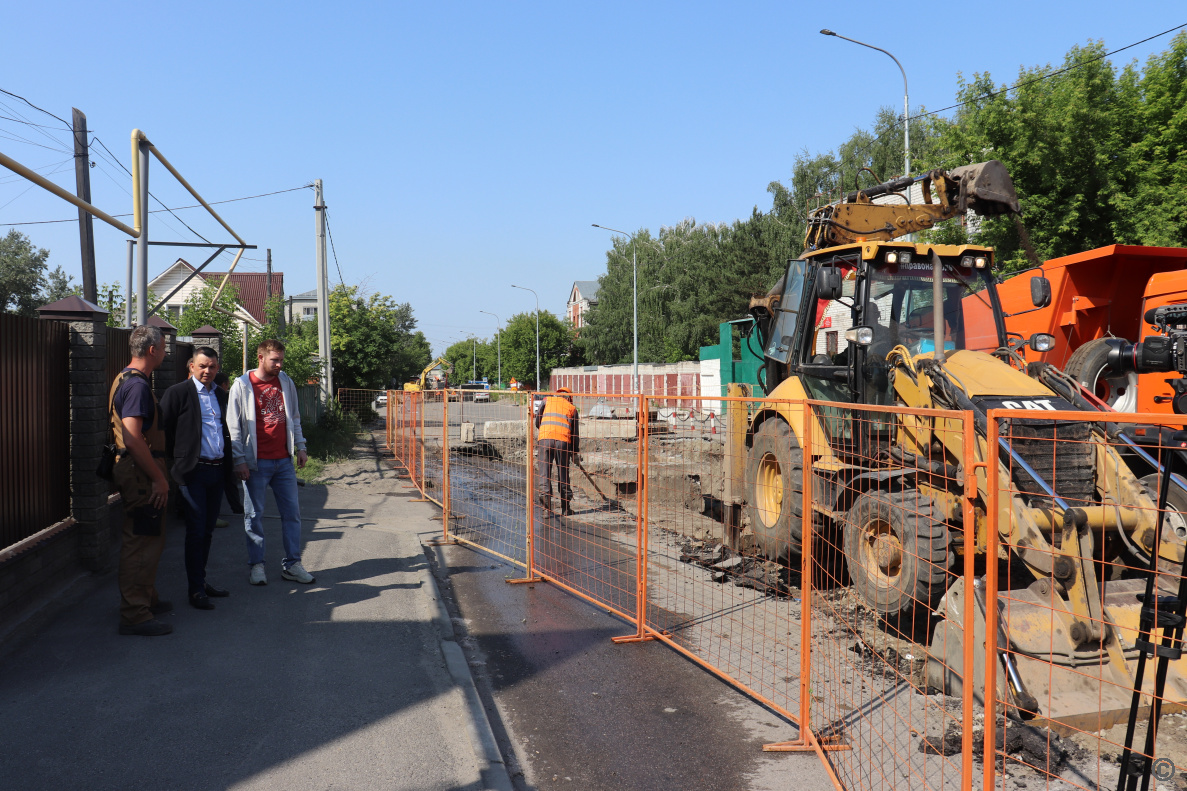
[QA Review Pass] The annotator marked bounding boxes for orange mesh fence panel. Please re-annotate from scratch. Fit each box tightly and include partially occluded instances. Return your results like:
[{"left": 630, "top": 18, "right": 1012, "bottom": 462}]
[
  {"left": 421, "top": 390, "right": 446, "bottom": 508},
  {"left": 530, "top": 393, "right": 644, "bottom": 623},
  {"left": 336, "top": 388, "right": 387, "bottom": 425},
  {"left": 640, "top": 393, "right": 810, "bottom": 726},
  {"left": 443, "top": 389, "right": 530, "bottom": 567},
  {"left": 801, "top": 400, "right": 978, "bottom": 791},
  {"left": 985, "top": 409, "right": 1187, "bottom": 791}
]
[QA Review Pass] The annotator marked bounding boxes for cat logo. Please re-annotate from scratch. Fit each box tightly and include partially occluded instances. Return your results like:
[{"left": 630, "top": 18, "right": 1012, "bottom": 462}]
[{"left": 999, "top": 399, "right": 1057, "bottom": 411}]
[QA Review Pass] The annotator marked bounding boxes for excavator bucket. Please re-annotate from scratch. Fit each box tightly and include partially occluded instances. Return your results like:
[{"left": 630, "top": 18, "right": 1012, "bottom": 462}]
[
  {"left": 949, "top": 159, "right": 1021, "bottom": 217},
  {"left": 927, "top": 578, "right": 1187, "bottom": 735}
]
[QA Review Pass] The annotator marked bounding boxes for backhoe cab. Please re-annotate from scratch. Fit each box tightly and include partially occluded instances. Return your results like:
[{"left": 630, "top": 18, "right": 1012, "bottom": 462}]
[{"left": 739, "top": 162, "right": 1185, "bottom": 726}]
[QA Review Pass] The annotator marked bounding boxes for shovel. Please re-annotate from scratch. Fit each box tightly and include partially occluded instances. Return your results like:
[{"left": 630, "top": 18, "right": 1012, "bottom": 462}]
[{"left": 572, "top": 455, "right": 623, "bottom": 512}]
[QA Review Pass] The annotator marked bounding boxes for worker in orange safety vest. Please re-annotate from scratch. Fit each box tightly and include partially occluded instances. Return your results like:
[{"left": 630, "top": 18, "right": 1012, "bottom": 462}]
[{"left": 534, "top": 387, "right": 580, "bottom": 515}]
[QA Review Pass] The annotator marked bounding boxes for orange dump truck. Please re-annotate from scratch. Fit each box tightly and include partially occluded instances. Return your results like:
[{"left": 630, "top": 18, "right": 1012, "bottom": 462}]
[{"left": 996, "top": 244, "right": 1187, "bottom": 413}]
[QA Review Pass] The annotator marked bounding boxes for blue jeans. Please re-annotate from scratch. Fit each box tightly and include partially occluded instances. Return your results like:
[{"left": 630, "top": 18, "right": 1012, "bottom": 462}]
[
  {"left": 180, "top": 462, "right": 225, "bottom": 595},
  {"left": 244, "top": 457, "right": 302, "bottom": 569}
]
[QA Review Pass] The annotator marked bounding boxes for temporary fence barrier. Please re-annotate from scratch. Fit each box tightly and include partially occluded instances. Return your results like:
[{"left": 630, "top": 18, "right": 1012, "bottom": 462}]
[{"left": 385, "top": 388, "right": 1187, "bottom": 791}]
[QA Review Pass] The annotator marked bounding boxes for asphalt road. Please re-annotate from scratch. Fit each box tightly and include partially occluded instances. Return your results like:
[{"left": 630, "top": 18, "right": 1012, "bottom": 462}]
[{"left": 429, "top": 534, "right": 836, "bottom": 791}]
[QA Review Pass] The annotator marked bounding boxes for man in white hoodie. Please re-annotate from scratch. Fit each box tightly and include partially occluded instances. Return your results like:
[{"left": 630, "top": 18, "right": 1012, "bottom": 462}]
[{"left": 227, "top": 339, "right": 315, "bottom": 586}]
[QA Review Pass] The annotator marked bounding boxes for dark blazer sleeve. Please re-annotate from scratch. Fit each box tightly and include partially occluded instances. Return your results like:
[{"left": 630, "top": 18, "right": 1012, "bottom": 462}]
[{"left": 163, "top": 382, "right": 203, "bottom": 485}]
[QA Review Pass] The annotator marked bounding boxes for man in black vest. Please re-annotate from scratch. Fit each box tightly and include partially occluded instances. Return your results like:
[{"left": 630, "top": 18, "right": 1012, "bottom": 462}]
[{"left": 161, "top": 347, "right": 233, "bottom": 611}]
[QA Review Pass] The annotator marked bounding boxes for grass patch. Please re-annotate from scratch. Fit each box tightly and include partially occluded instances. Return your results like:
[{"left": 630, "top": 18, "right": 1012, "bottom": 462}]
[
  {"left": 296, "top": 455, "right": 327, "bottom": 484},
  {"left": 298, "top": 400, "right": 364, "bottom": 482}
]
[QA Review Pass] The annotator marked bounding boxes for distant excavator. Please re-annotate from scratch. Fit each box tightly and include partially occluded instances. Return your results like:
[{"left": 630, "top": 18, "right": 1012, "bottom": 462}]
[{"left": 403, "top": 357, "right": 453, "bottom": 392}]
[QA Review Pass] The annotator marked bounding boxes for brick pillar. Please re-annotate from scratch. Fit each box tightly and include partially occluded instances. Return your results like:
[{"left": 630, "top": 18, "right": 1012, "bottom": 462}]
[
  {"left": 38, "top": 297, "right": 111, "bottom": 571},
  {"left": 191, "top": 325, "right": 223, "bottom": 363},
  {"left": 148, "top": 315, "right": 178, "bottom": 400}
]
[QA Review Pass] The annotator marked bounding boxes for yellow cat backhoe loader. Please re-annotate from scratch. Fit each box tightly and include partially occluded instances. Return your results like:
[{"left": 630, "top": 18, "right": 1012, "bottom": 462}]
[{"left": 735, "top": 161, "right": 1187, "bottom": 729}]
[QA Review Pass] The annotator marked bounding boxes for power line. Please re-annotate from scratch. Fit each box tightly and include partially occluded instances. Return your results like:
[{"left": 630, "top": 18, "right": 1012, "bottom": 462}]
[
  {"left": 0, "top": 183, "right": 314, "bottom": 227},
  {"left": 324, "top": 209, "right": 347, "bottom": 287},
  {"left": 0, "top": 88, "right": 71, "bottom": 129}
]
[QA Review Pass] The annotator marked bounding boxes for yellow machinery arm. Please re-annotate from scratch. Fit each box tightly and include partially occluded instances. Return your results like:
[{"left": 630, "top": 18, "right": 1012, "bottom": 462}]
[
  {"left": 404, "top": 356, "right": 453, "bottom": 392},
  {"left": 803, "top": 160, "right": 1021, "bottom": 250}
]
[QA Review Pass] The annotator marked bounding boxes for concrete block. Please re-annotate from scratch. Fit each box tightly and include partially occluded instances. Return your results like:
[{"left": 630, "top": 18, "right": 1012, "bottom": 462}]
[
  {"left": 461, "top": 423, "right": 476, "bottom": 443},
  {"left": 484, "top": 420, "right": 526, "bottom": 439}
]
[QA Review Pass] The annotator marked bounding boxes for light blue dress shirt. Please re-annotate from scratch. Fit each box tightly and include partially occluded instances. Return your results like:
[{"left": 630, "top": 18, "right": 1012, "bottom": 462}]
[{"left": 193, "top": 376, "right": 225, "bottom": 460}]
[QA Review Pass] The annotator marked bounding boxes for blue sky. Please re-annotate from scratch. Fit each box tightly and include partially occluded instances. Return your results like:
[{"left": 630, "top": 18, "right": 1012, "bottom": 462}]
[{"left": 1, "top": 2, "right": 1183, "bottom": 354}]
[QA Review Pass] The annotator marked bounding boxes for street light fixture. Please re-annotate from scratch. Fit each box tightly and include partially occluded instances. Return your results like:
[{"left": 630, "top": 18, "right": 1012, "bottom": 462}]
[
  {"left": 510, "top": 284, "right": 540, "bottom": 390},
  {"left": 591, "top": 223, "right": 641, "bottom": 393},
  {"left": 479, "top": 309, "right": 501, "bottom": 387},
  {"left": 820, "top": 29, "right": 910, "bottom": 180}
]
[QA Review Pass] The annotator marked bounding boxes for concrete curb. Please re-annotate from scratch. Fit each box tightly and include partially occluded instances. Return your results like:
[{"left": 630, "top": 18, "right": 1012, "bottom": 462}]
[{"left": 418, "top": 540, "right": 514, "bottom": 791}]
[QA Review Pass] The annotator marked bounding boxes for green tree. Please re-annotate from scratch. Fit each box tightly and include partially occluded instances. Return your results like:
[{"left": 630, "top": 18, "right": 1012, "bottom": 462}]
[
  {"left": 176, "top": 280, "right": 245, "bottom": 372},
  {"left": 42, "top": 266, "right": 80, "bottom": 303},
  {"left": 0, "top": 230, "right": 51, "bottom": 316},
  {"left": 245, "top": 295, "right": 322, "bottom": 385},
  {"left": 328, "top": 284, "right": 426, "bottom": 390},
  {"left": 498, "top": 310, "right": 569, "bottom": 387}
]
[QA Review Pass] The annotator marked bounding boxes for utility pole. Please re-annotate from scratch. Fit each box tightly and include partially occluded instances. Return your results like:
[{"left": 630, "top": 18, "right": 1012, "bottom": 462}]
[
  {"left": 472, "top": 338, "right": 477, "bottom": 381},
  {"left": 135, "top": 139, "right": 149, "bottom": 326},
  {"left": 72, "top": 109, "right": 97, "bottom": 303},
  {"left": 266, "top": 248, "right": 273, "bottom": 300},
  {"left": 125, "top": 240, "right": 134, "bottom": 327},
  {"left": 313, "top": 179, "right": 334, "bottom": 402}
]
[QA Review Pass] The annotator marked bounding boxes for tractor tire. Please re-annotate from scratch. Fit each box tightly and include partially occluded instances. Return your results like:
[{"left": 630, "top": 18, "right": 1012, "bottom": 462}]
[
  {"left": 843, "top": 490, "right": 950, "bottom": 615},
  {"left": 745, "top": 419, "right": 803, "bottom": 562},
  {"left": 1064, "top": 338, "right": 1138, "bottom": 412}
]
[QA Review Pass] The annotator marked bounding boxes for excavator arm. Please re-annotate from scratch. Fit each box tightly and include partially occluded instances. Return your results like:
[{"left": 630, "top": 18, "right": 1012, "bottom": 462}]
[{"left": 803, "top": 159, "right": 1021, "bottom": 249}]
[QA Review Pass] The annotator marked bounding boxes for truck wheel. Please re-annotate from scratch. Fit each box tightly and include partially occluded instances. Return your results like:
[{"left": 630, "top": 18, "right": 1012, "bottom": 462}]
[
  {"left": 1064, "top": 338, "right": 1138, "bottom": 412},
  {"left": 843, "top": 490, "right": 950, "bottom": 615},
  {"left": 745, "top": 419, "right": 803, "bottom": 562}
]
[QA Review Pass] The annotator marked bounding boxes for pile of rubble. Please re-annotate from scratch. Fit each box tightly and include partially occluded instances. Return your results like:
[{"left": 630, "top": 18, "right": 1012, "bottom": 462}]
[{"left": 676, "top": 539, "right": 796, "bottom": 597}]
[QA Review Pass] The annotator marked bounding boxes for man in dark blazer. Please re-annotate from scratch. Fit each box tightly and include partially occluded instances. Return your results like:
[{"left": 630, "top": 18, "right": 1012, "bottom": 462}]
[{"left": 161, "top": 346, "right": 233, "bottom": 610}]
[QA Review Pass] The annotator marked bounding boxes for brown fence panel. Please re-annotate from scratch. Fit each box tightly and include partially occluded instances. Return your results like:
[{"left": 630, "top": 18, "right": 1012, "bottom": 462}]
[
  {"left": 0, "top": 313, "right": 70, "bottom": 548},
  {"left": 105, "top": 326, "right": 132, "bottom": 388},
  {"left": 174, "top": 340, "right": 193, "bottom": 383}
]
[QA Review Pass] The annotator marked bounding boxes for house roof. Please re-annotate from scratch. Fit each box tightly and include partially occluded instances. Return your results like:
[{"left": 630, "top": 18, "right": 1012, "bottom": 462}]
[
  {"left": 571, "top": 280, "right": 600, "bottom": 302},
  {"left": 202, "top": 272, "right": 283, "bottom": 323},
  {"left": 291, "top": 288, "right": 319, "bottom": 299},
  {"left": 152, "top": 259, "right": 283, "bottom": 324}
]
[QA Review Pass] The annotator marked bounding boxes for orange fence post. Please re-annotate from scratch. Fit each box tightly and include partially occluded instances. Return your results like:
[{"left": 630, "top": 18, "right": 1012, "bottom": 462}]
[
  {"left": 962, "top": 409, "right": 981, "bottom": 789},
  {"left": 509, "top": 391, "right": 542, "bottom": 585},
  {"left": 983, "top": 411, "right": 1001, "bottom": 791},
  {"left": 611, "top": 393, "right": 656, "bottom": 644}
]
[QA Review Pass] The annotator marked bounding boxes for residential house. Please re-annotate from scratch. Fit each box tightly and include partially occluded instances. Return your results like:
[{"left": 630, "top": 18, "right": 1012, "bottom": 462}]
[
  {"left": 147, "top": 258, "right": 284, "bottom": 326},
  {"left": 567, "top": 280, "right": 600, "bottom": 329},
  {"left": 285, "top": 288, "right": 319, "bottom": 324}
]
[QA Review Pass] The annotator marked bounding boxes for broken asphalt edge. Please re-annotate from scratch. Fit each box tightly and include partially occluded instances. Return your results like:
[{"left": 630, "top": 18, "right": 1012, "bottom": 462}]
[{"left": 419, "top": 538, "right": 514, "bottom": 791}]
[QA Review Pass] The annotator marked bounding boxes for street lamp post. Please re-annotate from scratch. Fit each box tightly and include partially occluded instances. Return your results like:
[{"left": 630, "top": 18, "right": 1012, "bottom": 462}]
[
  {"left": 820, "top": 29, "right": 910, "bottom": 180},
  {"left": 479, "top": 310, "right": 501, "bottom": 387},
  {"left": 591, "top": 223, "right": 640, "bottom": 393},
  {"left": 510, "top": 284, "right": 540, "bottom": 390}
]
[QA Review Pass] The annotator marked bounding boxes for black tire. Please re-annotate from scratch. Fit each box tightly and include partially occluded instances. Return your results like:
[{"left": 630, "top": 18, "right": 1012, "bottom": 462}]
[
  {"left": 745, "top": 419, "right": 804, "bottom": 562},
  {"left": 843, "top": 490, "right": 950, "bottom": 615},
  {"left": 1064, "top": 337, "right": 1136, "bottom": 410}
]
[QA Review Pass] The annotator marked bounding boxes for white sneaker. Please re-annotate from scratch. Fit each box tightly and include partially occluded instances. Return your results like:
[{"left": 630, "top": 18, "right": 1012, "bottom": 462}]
[
  {"left": 249, "top": 563, "right": 267, "bottom": 586},
  {"left": 282, "top": 562, "right": 315, "bottom": 584}
]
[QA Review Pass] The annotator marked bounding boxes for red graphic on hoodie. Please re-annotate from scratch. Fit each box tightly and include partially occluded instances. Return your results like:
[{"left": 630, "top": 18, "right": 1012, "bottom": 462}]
[{"left": 250, "top": 372, "right": 288, "bottom": 460}]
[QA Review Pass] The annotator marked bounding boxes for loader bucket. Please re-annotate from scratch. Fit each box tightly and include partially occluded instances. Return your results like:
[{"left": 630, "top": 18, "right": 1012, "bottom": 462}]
[
  {"left": 926, "top": 578, "right": 1187, "bottom": 735},
  {"left": 949, "top": 159, "right": 1022, "bottom": 217}
]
